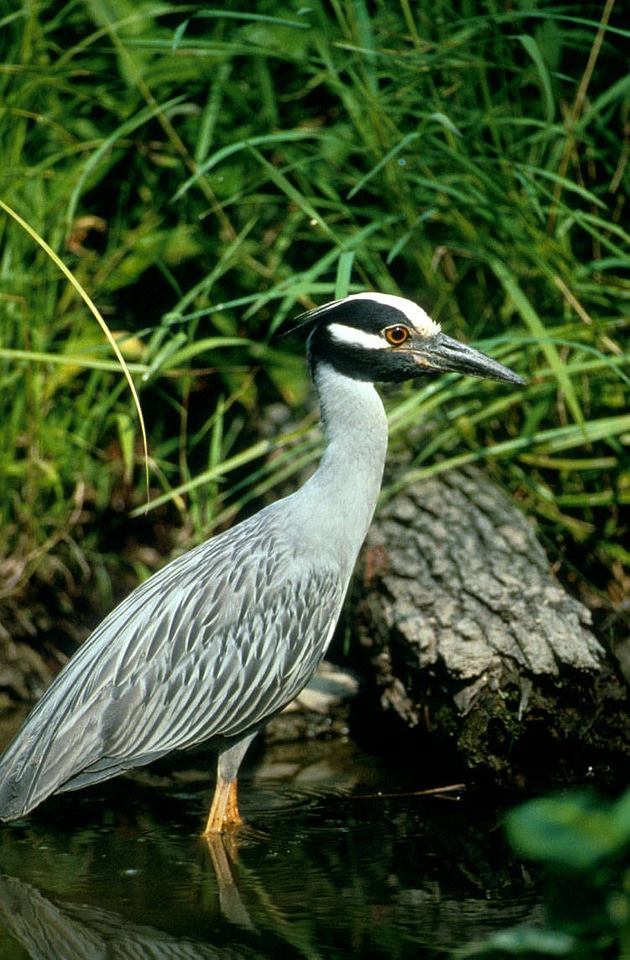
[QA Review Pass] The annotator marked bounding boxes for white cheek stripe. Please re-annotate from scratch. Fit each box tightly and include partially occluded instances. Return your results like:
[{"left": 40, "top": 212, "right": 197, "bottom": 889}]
[{"left": 328, "top": 323, "right": 388, "bottom": 350}]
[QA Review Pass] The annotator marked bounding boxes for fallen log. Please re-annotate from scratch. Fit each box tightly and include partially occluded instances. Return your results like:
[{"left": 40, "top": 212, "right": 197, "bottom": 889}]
[{"left": 352, "top": 466, "right": 629, "bottom": 789}]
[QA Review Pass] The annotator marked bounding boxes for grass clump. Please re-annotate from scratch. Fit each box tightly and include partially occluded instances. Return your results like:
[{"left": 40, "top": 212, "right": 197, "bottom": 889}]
[{"left": 0, "top": 0, "right": 628, "bottom": 650}]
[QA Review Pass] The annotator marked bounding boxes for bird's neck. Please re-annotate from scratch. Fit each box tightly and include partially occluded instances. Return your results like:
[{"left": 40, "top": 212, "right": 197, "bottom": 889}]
[{"left": 292, "top": 361, "right": 388, "bottom": 572}]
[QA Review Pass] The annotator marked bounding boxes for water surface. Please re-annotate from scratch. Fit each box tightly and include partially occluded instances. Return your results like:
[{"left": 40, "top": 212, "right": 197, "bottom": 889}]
[{"left": 0, "top": 738, "right": 540, "bottom": 958}]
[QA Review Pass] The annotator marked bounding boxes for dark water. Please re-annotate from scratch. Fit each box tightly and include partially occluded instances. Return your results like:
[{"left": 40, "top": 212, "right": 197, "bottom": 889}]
[{"left": 0, "top": 737, "right": 540, "bottom": 959}]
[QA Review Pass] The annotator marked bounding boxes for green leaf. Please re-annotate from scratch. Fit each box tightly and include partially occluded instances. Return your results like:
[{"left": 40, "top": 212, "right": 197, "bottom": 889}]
[{"left": 506, "top": 791, "right": 630, "bottom": 873}]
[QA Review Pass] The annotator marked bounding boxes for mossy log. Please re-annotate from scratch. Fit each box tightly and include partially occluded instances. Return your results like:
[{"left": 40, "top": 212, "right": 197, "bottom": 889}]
[{"left": 352, "top": 467, "right": 629, "bottom": 789}]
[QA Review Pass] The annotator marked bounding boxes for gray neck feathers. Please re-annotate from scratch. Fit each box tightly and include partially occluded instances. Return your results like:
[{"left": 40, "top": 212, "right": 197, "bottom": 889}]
[{"left": 289, "top": 361, "right": 388, "bottom": 575}]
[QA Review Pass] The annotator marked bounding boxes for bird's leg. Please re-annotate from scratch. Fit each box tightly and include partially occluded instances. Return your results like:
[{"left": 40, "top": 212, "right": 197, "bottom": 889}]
[
  {"left": 202, "top": 734, "right": 257, "bottom": 836},
  {"left": 202, "top": 776, "right": 242, "bottom": 835},
  {"left": 224, "top": 777, "right": 242, "bottom": 824}
]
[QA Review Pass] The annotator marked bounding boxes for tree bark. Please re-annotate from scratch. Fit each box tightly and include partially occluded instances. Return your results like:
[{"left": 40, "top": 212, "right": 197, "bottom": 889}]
[{"left": 352, "top": 466, "right": 629, "bottom": 789}]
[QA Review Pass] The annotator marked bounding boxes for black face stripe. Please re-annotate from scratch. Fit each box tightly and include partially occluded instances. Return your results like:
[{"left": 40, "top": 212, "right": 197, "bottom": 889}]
[{"left": 307, "top": 322, "right": 431, "bottom": 382}]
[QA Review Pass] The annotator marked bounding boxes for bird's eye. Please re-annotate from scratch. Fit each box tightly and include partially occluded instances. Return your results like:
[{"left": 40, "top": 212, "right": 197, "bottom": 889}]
[{"left": 385, "top": 325, "right": 410, "bottom": 346}]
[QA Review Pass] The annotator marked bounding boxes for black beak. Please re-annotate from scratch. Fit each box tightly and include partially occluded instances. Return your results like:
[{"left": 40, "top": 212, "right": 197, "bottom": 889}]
[{"left": 416, "top": 333, "right": 525, "bottom": 385}]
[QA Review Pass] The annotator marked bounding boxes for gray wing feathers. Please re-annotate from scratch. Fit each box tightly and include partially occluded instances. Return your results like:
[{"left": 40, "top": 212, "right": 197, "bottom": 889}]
[{"left": 0, "top": 510, "right": 345, "bottom": 818}]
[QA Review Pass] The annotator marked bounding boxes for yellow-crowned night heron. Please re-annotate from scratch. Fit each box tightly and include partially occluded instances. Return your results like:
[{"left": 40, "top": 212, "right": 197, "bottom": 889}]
[{"left": 0, "top": 293, "right": 523, "bottom": 834}]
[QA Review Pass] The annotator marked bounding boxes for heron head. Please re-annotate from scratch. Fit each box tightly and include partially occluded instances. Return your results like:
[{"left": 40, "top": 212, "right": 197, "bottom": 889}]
[{"left": 298, "top": 293, "right": 525, "bottom": 386}]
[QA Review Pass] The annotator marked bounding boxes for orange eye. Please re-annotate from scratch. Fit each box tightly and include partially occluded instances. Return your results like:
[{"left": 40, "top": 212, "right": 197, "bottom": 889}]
[{"left": 385, "top": 325, "right": 410, "bottom": 346}]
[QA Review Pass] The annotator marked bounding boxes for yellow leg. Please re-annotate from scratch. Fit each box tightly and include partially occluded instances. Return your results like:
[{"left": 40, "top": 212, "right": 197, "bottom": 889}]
[
  {"left": 224, "top": 778, "right": 242, "bottom": 825},
  {"left": 203, "top": 735, "right": 256, "bottom": 836},
  {"left": 202, "top": 776, "right": 243, "bottom": 836}
]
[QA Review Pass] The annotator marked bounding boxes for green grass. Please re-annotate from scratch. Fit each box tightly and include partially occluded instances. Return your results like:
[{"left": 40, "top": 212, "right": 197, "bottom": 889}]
[{"left": 0, "top": 0, "right": 628, "bottom": 618}]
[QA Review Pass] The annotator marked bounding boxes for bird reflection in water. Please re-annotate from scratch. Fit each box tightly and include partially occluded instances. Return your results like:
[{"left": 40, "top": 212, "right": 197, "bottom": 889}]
[{"left": 0, "top": 834, "right": 285, "bottom": 960}]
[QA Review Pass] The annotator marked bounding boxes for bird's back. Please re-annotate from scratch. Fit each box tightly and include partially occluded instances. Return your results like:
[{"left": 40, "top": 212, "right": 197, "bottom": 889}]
[{"left": 0, "top": 502, "right": 345, "bottom": 821}]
